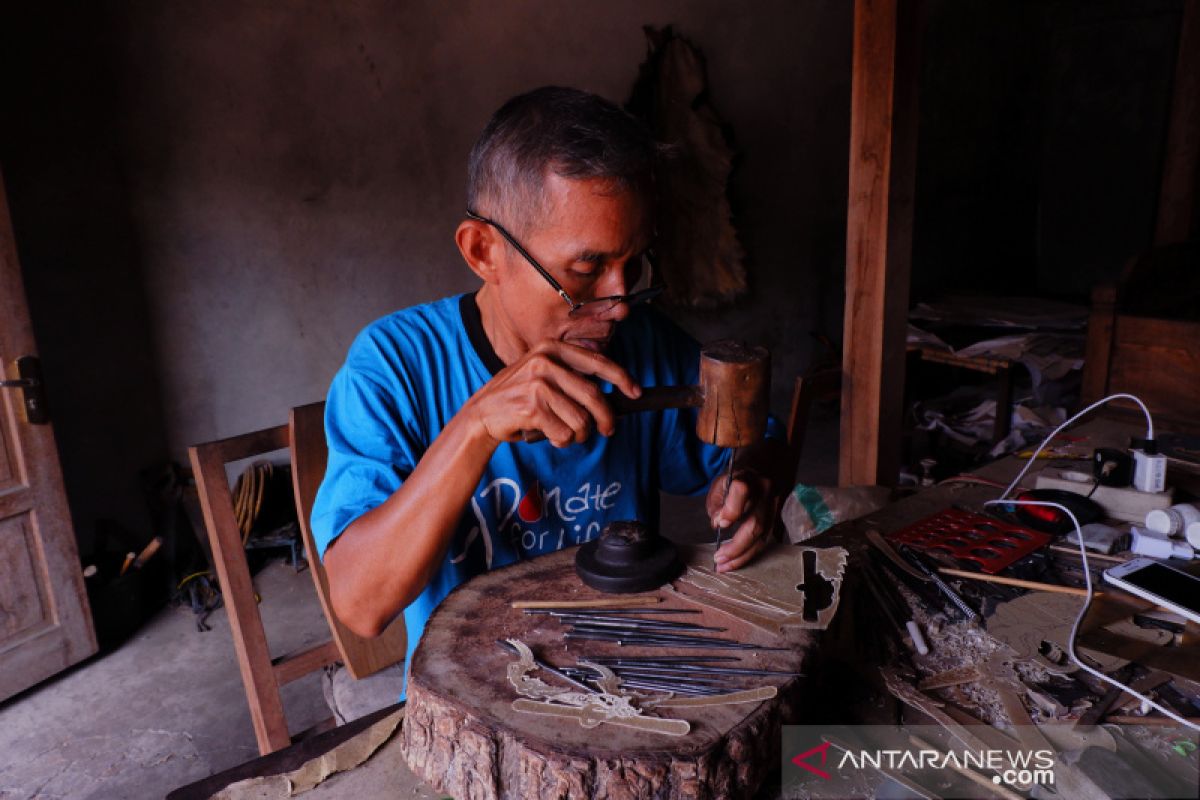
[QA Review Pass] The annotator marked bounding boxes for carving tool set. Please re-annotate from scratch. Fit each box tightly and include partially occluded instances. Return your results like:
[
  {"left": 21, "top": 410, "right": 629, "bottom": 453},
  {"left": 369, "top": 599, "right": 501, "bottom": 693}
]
[{"left": 525, "top": 607, "right": 789, "bottom": 651}]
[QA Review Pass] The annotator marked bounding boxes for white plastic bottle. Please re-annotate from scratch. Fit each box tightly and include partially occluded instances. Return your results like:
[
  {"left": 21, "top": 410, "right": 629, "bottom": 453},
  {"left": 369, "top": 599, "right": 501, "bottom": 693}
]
[
  {"left": 1187, "top": 520, "right": 1200, "bottom": 550},
  {"left": 1144, "top": 503, "right": 1200, "bottom": 536}
]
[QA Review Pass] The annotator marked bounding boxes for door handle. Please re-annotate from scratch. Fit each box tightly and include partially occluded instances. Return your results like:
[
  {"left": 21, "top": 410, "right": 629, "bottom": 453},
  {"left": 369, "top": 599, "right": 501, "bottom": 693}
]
[{"left": 1, "top": 356, "right": 49, "bottom": 424}]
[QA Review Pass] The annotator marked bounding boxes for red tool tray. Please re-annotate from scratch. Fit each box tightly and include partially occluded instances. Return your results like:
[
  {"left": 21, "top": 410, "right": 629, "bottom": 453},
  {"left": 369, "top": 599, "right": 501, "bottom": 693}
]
[{"left": 885, "top": 507, "right": 1052, "bottom": 574}]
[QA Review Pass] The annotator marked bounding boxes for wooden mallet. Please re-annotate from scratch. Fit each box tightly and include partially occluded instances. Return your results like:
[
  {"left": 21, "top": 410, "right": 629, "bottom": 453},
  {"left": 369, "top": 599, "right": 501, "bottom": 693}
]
[{"left": 524, "top": 339, "right": 771, "bottom": 446}]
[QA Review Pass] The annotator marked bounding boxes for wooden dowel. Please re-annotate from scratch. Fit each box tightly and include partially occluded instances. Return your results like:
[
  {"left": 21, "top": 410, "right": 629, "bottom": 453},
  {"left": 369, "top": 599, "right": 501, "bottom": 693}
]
[
  {"left": 937, "top": 567, "right": 1096, "bottom": 598},
  {"left": 132, "top": 536, "right": 163, "bottom": 570},
  {"left": 511, "top": 597, "right": 662, "bottom": 610},
  {"left": 1048, "top": 544, "right": 1128, "bottom": 564}
]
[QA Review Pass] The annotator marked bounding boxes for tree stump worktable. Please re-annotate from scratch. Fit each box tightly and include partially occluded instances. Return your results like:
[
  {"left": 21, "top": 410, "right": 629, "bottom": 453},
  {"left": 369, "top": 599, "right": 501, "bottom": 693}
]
[{"left": 400, "top": 546, "right": 815, "bottom": 799}]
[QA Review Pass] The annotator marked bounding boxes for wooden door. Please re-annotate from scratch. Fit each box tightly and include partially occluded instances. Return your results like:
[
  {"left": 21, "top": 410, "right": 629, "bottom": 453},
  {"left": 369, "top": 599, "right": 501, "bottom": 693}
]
[{"left": 0, "top": 169, "right": 97, "bottom": 700}]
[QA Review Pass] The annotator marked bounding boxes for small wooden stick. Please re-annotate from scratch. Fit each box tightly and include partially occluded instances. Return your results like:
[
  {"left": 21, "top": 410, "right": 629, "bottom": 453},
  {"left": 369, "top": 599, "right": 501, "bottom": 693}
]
[
  {"left": 132, "top": 536, "right": 163, "bottom": 570},
  {"left": 1048, "top": 544, "right": 1128, "bottom": 564},
  {"left": 511, "top": 597, "right": 662, "bottom": 610},
  {"left": 909, "top": 735, "right": 1024, "bottom": 800},
  {"left": 937, "top": 567, "right": 1097, "bottom": 598},
  {"left": 1105, "top": 715, "right": 1200, "bottom": 726}
]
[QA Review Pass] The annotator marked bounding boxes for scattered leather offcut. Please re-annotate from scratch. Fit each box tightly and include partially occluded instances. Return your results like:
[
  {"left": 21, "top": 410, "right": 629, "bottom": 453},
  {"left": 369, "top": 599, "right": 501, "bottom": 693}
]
[
  {"left": 506, "top": 639, "right": 689, "bottom": 736},
  {"left": 211, "top": 707, "right": 404, "bottom": 799},
  {"left": 674, "top": 543, "right": 847, "bottom": 630},
  {"left": 504, "top": 639, "right": 778, "bottom": 736},
  {"left": 645, "top": 686, "right": 777, "bottom": 709},
  {"left": 988, "top": 591, "right": 1186, "bottom": 680},
  {"left": 917, "top": 665, "right": 982, "bottom": 691}
]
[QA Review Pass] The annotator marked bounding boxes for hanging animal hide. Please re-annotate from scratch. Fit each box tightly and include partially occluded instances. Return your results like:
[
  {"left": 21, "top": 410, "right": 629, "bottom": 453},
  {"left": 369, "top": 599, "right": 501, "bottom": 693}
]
[{"left": 627, "top": 26, "right": 748, "bottom": 308}]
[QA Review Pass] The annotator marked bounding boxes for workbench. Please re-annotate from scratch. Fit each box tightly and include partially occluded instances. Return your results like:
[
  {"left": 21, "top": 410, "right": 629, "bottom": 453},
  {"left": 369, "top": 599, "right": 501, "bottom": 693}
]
[{"left": 171, "top": 416, "right": 1198, "bottom": 799}]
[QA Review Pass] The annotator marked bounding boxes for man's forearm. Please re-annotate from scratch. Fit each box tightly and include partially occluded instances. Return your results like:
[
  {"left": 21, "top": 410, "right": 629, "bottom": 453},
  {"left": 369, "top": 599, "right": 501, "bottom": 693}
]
[{"left": 323, "top": 411, "right": 498, "bottom": 638}]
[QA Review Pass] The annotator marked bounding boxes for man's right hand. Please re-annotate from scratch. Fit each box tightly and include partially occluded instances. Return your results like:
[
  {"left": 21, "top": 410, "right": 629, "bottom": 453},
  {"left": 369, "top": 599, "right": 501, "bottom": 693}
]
[
  {"left": 462, "top": 340, "right": 642, "bottom": 448},
  {"left": 326, "top": 342, "right": 640, "bottom": 637}
]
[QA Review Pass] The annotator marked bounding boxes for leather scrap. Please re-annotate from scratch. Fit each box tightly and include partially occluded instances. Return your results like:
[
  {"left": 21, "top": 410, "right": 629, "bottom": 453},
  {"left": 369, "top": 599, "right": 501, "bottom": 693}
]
[
  {"left": 675, "top": 542, "right": 847, "bottom": 630},
  {"left": 211, "top": 707, "right": 404, "bottom": 799},
  {"left": 505, "top": 638, "right": 692, "bottom": 736},
  {"left": 645, "top": 686, "right": 777, "bottom": 708},
  {"left": 511, "top": 699, "right": 690, "bottom": 736}
]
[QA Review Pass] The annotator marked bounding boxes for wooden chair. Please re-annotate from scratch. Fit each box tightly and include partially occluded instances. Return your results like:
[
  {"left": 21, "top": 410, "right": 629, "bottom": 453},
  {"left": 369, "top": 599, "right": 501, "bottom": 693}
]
[
  {"left": 188, "top": 402, "right": 405, "bottom": 756},
  {"left": 289, "top": 401, "right": 406, "bottom": 680}
]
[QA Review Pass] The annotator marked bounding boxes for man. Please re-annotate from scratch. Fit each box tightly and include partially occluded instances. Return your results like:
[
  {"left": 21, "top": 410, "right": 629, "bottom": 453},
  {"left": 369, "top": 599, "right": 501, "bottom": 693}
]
[{"left": 311, "top": 87, "right": 788, "bottom": 684}]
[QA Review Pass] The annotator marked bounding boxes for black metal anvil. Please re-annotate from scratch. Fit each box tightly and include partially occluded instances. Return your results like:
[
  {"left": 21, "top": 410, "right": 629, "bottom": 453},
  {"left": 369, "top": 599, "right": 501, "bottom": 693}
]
[{"left": 574, "top": 520, "right": 683, "bottom": 594}]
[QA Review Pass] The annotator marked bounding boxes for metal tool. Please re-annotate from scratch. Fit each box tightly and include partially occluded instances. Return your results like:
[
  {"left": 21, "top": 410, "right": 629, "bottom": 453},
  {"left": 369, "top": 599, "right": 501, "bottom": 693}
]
[
  {"left": 564, "top": 627, "right": 729, "bottom": 643},
  {"left": 564, "top": 666, "right": 725, "bottom": 696},
  {"left": 580, "top": 662, "right": 796, "bottom": 681},
  {"left": 614, "top": 680, "right": 721, "bottom": 695},
  {"left": 714, "top": 451, "right": 736, "bottom": 553},
  {"left": 548, "top": 614, "right": 725, "bottom": 632},
  {"left": 523, "top": 607, "right": 699, "bottom": 616},
  {"left": 563, "top": 666, "right": 724, "bottom": 687},
  {"left": 562, "top": 626, "right": 744, "bottom": 646},
  {"left": 588, "top": 654, "right": 741, "bottom": 663},
  {"left": 898, "top": 545, "right": 978, "bottom": 623},
  {"left": 588, "top": 660, "right": 801, "bottom": 677},
  {"left": 563, "top": 631, "right": 790, "bottom": 651}
]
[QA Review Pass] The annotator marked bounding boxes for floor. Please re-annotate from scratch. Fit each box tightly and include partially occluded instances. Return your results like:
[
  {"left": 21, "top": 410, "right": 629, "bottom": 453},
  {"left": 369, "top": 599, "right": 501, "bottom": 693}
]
[
  {"left": 0, "top": 561, "right": 332, "bottom": 800},
  {"left": 0, "top": 411, "right": 839, "bottom": 800}
]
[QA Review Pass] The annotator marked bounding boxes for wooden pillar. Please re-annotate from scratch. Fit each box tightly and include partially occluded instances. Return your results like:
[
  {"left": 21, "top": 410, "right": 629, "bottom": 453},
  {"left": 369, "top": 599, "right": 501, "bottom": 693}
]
[
  {"left": 839, "top": 0, "right": 921, "bottom": 486},
  {"left": 1155, "top": 0, "right": 1200, "bottom": 246}
]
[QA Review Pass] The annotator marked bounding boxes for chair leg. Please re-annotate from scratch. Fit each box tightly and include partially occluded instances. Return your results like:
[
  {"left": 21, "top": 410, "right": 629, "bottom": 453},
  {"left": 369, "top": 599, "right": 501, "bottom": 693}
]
[{"left": 191, "top": 446, "right": 292, "bottom": 755}]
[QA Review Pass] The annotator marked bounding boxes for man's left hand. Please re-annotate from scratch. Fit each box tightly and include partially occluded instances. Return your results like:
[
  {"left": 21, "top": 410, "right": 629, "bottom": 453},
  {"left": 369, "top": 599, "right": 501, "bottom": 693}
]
[{"left": 705, "top": 467, "right": 776, "bottom": 572}]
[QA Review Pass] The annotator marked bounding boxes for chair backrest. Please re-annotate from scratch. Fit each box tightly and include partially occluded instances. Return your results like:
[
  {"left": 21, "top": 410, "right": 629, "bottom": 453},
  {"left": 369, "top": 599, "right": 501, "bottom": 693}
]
[
  {"left": 189, "top": 424, "right": 341, "bottom": 755},
  {"left": 289, "top": 401, "right": 406, "bottom": 679}
]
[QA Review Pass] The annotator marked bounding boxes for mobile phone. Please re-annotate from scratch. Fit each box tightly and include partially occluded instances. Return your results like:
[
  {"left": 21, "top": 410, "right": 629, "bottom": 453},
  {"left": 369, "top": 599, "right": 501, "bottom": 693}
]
[{"left": 1103, "top": 557, "right": 1200, "bottom": 625}]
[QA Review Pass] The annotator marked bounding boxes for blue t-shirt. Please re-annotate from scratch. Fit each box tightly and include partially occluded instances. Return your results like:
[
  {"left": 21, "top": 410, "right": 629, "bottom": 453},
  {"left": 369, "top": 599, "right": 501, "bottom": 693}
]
[{"left": 311, "top": 293, "right": 775, "bottom": 685}]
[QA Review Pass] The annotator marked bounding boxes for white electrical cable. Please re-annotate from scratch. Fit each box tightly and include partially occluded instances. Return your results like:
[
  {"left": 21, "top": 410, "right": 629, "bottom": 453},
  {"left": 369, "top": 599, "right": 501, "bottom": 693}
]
[
  {"left": 998, "top": 392, "right": 1154, "bottom": 502},
  {"left": 984, "top": 391, "right": 1197, "bottom": 732},
  {"left": 983, "top": 498, "right": 1200, "bottom": 733}
]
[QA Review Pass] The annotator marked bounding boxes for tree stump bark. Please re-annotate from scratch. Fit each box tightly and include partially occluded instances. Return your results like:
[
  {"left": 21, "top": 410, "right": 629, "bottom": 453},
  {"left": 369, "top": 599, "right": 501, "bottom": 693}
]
[{"left": 401, "top": 547, "right": 814, "bottom": 799}]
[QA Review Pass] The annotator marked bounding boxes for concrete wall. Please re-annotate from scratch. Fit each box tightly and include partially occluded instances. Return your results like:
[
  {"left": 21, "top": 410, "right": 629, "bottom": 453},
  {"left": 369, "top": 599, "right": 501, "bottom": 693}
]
[
  {"left": 117, "top": 0, "right": 852, "bottom": 451},
  {"left": 1, "top": 3, "right": 852, "bottom": 549}
]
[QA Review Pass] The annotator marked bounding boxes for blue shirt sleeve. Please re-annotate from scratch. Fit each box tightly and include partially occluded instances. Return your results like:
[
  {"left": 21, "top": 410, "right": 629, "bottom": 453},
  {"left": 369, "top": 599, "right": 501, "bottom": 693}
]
[{"left": 310, "top": 333, "right": 426, "bottom": 560}]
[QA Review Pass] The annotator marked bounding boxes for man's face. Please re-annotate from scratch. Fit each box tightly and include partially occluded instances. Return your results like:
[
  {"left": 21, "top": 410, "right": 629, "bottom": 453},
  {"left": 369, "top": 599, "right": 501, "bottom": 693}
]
[{"left": 488, "top": 173, "right": 653, "bottom": 357}]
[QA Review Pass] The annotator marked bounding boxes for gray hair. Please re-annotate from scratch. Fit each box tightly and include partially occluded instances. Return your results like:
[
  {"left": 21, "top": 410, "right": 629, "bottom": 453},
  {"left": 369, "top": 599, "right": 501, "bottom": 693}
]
[{"left": 466, "top": 86, "right": 657, "bottom": 232}]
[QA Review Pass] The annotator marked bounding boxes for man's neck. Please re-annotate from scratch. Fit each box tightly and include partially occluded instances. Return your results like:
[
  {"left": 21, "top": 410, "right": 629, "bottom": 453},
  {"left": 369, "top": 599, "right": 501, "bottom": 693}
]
[{"left": 475, "top": 285, "right": 528, "bottom": 366}]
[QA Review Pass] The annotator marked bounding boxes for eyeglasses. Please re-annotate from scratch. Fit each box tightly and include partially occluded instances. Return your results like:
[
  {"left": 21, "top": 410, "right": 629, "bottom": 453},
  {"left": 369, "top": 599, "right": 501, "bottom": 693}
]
[{"left": 466, "top": 209, "right": 664, "bottom": 318}]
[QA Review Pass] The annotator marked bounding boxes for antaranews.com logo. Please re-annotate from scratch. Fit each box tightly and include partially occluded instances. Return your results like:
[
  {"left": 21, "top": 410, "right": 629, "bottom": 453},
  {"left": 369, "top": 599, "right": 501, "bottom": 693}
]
[
  {"left": 783, "top": 724, "right": 1200, "bottom": 799},
  {"left": 790, "top": 737, "right": 1054, "bottom": 791}
]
